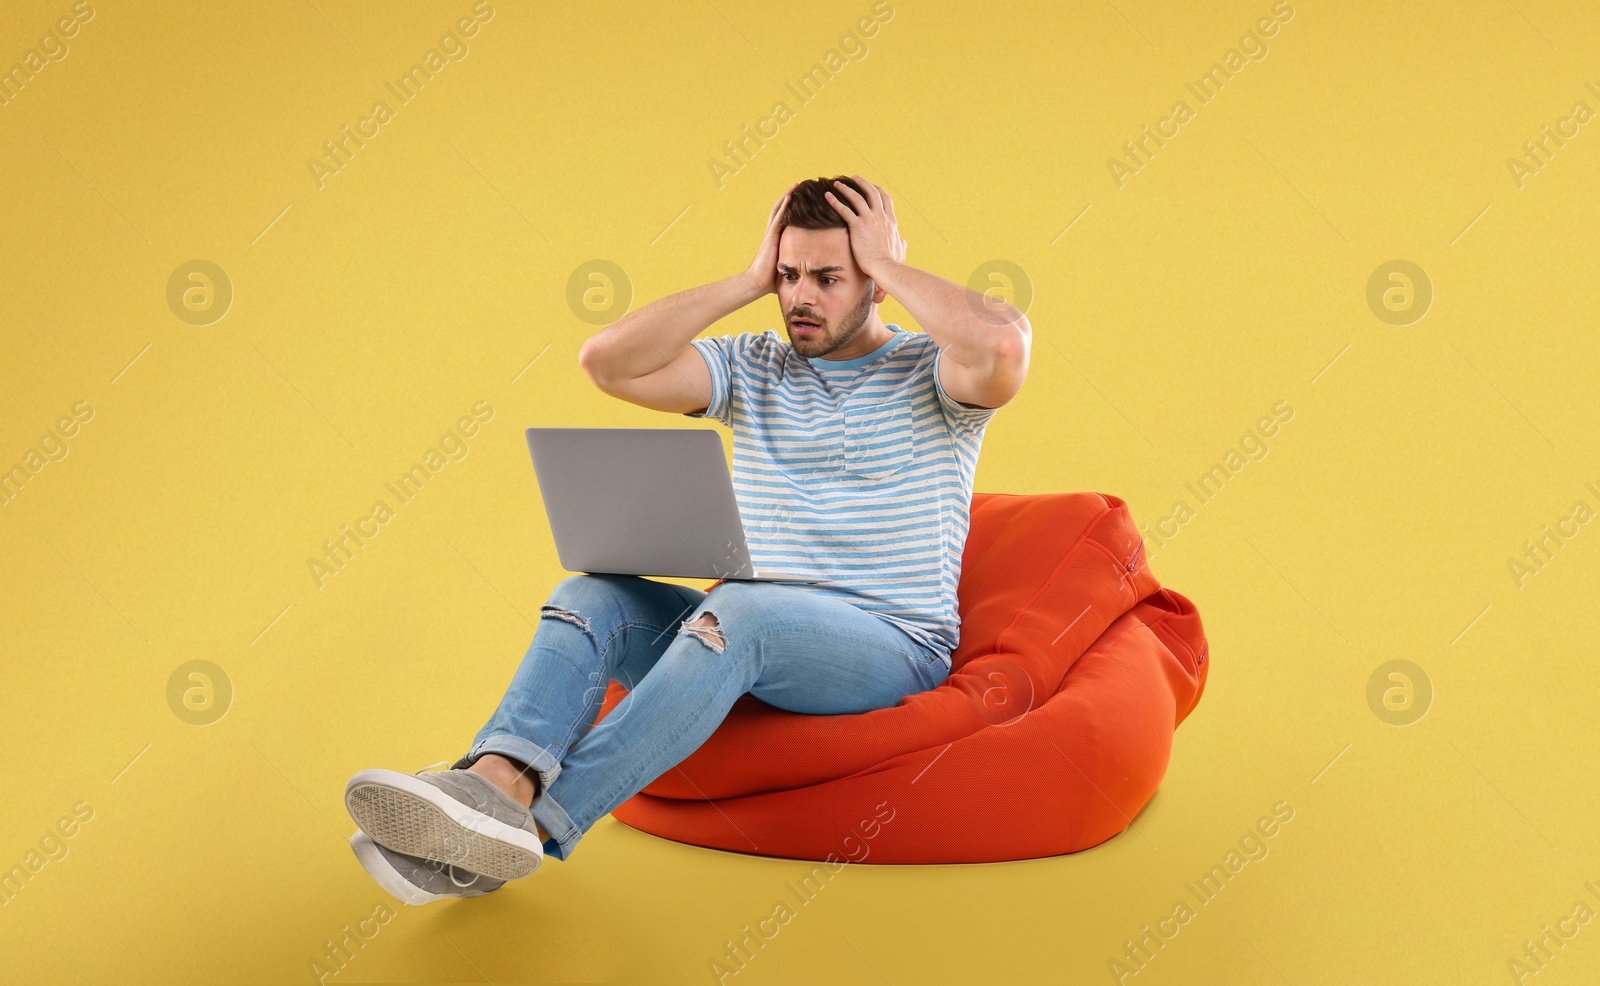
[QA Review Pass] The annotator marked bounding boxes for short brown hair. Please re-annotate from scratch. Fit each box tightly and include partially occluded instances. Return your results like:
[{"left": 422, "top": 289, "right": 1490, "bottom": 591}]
[{"left": 782, "top": 175, "right": 868, "bottom": 230}]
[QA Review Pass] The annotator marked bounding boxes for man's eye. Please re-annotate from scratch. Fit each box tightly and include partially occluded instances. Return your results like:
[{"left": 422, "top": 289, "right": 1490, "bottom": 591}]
[{"left": 821, "top": 277, "right": 835, "bottom": 285}]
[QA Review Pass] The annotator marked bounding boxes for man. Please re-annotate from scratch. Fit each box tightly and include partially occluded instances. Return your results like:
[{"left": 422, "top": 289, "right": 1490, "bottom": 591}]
[{"left": 342, "top": 175, "right": 1030, "bottom": 904}]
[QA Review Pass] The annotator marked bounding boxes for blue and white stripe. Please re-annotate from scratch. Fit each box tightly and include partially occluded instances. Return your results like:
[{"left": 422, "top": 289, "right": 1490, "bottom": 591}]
[{"left": 685, "top": 323, "right": 997, "bottom": 666}]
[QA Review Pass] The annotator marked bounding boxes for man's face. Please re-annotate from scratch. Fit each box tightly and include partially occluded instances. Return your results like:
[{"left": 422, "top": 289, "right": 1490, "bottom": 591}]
[{"left": 776, "top": 226, "right": 875, "bottom": 359}]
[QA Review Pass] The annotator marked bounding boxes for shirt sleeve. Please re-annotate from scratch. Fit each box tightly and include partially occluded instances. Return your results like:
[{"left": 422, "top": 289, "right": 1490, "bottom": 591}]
[
  {"left": 932, "top": 345, "right": 1001, "bottom": 437},
  {"left": 682, "top": 334, "right": 737, "bottom": 427}
]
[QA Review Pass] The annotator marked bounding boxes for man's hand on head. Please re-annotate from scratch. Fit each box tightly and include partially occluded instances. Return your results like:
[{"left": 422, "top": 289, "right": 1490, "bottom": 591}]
[
  {"left": 743, "top": 183, "right": 798, "bottom": 299},
  {"left": 823, "top": 175, "right": 907, "bottom": 285}
]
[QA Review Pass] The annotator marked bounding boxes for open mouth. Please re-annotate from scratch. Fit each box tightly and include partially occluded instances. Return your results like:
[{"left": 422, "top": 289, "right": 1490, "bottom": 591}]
[{"left": 791, "top": 317, "right": 821, "bottom": 333}]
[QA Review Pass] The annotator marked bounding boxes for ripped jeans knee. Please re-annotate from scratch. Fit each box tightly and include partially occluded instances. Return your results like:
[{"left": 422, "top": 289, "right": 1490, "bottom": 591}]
[
  {"left": 679, "top": 612, "right": 725, "bottom": 653},
  {"left": 541, "top": 604, "right": 593, "bottom": 637}
]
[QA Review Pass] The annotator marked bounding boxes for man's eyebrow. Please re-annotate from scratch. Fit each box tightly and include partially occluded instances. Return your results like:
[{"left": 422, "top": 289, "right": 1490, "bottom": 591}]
[{"left": 776, "top": 264, "right": 846, "bottom": 274}]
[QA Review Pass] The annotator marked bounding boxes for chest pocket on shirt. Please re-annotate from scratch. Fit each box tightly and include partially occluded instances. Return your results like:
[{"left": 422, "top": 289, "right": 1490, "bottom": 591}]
[{"left": 842, "top": 397, "right": 917, "bottom": 480}]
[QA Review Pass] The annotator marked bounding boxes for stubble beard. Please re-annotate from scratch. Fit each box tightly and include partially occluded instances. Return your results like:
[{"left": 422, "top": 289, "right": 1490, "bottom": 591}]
[{"left": 788, "top": 281, "right": 874, "bottom": 358}]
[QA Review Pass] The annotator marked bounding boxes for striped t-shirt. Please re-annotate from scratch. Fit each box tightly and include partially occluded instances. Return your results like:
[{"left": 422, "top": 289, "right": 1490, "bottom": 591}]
[{"left": 685, "top": 323, "right": 999, "bottom": 666}]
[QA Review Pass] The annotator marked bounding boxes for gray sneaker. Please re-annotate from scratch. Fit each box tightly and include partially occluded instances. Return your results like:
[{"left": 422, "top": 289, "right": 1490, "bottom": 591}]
[
  {"left": 348, "top": 829, "right": 505, "bottom": 905},
  {"left": 344, "top": 766, "right": 545, "bottom": 881}
]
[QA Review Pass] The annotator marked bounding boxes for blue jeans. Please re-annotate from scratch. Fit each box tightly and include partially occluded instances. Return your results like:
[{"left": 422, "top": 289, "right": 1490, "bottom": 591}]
[{"left": 451, "top": 573, "right": 949, "bottom": 861}]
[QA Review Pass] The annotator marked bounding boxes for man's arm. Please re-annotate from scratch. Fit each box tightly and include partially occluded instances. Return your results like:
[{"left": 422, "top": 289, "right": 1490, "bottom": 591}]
[
  {"left": 577, "top": 273, "right": 760, "bottom": 414},
  {"left": 823, "top": 176, "right": 1030, "bottom": 410},
  {"left": 578, "top": 184, "right": 795, "bottom": 414},
  {"left": 873, "top": 260, "right": 1031, "bottom": 410}
]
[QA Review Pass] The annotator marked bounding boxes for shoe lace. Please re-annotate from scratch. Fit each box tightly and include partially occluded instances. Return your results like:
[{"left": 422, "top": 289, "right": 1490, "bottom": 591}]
[
  {"left": 446, "top": 865, "right": 485, "bottom": 889},
  {"left": 416, "top": 852, "right": 491, "bottom": 888}
]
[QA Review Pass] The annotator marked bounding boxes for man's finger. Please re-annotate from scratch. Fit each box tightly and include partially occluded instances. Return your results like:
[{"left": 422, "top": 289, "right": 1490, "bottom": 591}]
[
  {"left": 853, "top": 175, "right": 882, "bottom": 213},
  {"left": 830, "top": 179, "right": 869, "bottom": 215},
  {"left": 823, "top": 187, "right": 858, "bottom": 223}
]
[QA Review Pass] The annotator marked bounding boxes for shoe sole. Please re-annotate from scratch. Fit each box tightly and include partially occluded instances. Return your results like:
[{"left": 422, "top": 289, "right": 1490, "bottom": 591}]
[
  {"left": 344, "top": 769, "right": 544, "bottom": 882},
  {"left": 349, "top": 831, "right": 468, "bottom": 905}
]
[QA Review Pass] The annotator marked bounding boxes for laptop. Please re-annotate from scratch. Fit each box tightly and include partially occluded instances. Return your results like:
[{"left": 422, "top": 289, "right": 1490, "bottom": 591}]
[{"left": 525, "top": 427, "right": 831, "bottom": 583}]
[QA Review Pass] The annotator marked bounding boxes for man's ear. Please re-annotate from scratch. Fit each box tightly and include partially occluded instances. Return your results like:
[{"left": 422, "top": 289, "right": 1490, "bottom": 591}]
[{"left": 871, "top": 280, "right": 888, "bottom": 304}]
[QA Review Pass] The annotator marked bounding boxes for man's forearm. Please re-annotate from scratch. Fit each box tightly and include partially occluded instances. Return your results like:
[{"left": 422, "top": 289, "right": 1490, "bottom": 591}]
[
  {"left": 872, "top": 260, "right": 1028, "bottom": 367},
  {"left": 579, "top": 272, "right": 763, "bottom": 383}
]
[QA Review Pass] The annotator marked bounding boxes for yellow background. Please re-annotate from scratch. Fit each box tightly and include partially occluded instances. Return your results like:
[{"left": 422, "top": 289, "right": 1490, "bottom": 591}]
[{"left": 2, "top": 0, "right": 1598, "bottom": 983}]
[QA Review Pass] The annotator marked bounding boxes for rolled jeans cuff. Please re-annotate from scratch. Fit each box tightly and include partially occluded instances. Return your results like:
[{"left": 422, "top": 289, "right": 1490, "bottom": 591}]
[{"left": 451, "top": 733, "right": 581, "bottom": 861}]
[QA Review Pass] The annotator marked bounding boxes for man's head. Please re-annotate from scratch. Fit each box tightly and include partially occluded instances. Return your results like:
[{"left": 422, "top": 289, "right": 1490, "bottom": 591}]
[{"left": 776, "top": 176, "right": 888, "bottom": 359}]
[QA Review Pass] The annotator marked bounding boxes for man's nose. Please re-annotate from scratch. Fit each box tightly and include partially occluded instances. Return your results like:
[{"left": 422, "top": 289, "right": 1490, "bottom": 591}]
[{"left": 792, "top": 279, "right": 820, "bottom": 308}]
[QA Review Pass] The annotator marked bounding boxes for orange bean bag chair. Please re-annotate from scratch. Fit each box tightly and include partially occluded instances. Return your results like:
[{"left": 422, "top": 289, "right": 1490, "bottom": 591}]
[{"left": 593, "top": 491, "right": 1210, "bottom": 864}]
